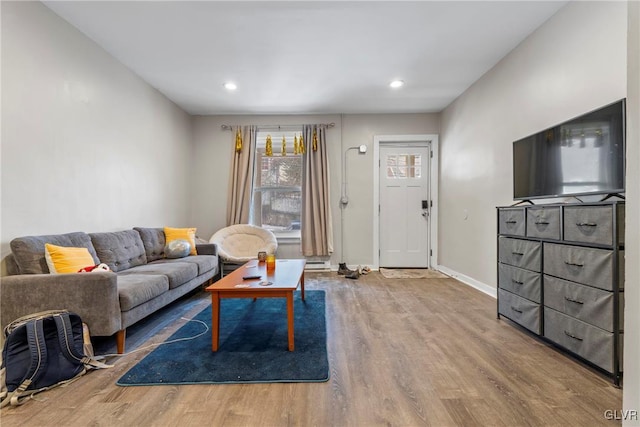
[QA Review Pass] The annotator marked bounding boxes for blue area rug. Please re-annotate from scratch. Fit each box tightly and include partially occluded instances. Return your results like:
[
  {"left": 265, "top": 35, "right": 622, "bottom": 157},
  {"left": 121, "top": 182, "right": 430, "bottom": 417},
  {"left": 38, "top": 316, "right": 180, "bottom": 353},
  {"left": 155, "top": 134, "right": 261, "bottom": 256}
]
[{"left": 117, "top": 290, "right": 328, "bottom": 385}]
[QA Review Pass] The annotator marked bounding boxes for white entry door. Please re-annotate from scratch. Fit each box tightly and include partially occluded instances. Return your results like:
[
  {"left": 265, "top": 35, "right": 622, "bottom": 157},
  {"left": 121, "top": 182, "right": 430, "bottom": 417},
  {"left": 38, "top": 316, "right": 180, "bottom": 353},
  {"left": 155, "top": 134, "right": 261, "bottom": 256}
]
[{"left": 379, "top": 144, "right": 431, "bottom": 267}]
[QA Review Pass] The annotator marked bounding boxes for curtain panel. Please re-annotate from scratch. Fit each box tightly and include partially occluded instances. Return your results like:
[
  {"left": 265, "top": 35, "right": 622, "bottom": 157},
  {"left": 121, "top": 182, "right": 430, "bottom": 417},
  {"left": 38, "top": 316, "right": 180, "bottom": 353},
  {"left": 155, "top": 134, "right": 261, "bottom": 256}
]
[
  {"left": 226, "top": 125, "right": 257, "bottom": 225},
  {"left": 301, "top": 125, "right": 334, "bottom": 256}
]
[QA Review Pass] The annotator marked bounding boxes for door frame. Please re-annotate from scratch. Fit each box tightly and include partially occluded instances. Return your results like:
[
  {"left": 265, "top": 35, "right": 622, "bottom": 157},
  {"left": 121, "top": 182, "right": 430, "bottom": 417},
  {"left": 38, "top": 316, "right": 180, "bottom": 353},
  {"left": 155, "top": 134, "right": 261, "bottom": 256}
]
[{"left": 373, "top": 134, "right": 439, "bottom": 270}]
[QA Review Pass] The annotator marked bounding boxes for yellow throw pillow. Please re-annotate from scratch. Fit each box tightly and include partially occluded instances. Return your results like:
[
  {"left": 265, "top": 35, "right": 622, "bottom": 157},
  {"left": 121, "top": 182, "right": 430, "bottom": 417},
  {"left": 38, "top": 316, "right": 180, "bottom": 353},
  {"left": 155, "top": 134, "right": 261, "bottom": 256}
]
[
  {"left": 164, "top": 227, "right": 197, "bottom": 256},
  {"left": 44, "top": 243, "right": 95, "bottom": 274}
]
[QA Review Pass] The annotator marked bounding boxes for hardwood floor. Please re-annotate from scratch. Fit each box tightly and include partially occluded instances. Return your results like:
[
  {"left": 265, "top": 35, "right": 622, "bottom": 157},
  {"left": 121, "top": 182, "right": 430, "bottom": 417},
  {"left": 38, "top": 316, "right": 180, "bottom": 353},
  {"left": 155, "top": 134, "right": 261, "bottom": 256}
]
[{"left": 1, "top": 272, "right": 622, "bottom": 426}]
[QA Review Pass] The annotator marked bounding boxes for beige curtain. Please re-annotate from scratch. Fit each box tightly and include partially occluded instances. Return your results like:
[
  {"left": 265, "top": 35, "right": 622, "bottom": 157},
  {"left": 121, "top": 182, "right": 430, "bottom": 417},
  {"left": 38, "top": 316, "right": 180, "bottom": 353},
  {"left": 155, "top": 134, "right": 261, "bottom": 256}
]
[
  {"left": 301, "top": 125, "right": 334, "bottom": 256},
  {"left": 226, "top": 125, "right": 257, "bottom": 225}
]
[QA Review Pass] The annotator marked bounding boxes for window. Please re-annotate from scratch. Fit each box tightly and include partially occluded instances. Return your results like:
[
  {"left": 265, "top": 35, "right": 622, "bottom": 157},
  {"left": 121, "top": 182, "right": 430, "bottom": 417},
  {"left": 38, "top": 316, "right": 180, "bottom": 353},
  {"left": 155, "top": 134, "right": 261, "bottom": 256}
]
[
  {"left": 386, "top": 154, "right": 422, "bottom": 179},
  {"left": 250, "top": 129, "right": 303, "bottom": 239}
]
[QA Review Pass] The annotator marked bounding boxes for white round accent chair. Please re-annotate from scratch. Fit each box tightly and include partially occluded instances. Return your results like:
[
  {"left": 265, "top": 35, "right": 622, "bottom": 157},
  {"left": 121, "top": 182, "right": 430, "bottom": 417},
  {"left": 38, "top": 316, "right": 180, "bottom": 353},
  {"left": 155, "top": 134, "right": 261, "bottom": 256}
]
[{"left": 209, "top": 224, "right": 278, "bottom": 276}]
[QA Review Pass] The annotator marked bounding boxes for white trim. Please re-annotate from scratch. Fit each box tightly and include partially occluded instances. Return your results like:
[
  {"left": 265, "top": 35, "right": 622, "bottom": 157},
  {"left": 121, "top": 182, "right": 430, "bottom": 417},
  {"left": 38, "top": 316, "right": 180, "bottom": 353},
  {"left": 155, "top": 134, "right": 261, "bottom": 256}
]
[
  {"left": 437, "top": 265, "right": 497, "bottom": 298},
  {"left": 373, "top": 134, "right": 439, "bottom": 270}
]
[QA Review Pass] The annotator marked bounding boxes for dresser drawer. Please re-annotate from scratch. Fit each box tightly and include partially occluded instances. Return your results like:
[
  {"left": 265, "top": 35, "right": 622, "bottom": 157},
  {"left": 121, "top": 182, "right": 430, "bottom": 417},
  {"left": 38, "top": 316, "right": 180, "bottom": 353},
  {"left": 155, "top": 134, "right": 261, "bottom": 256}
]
[
  {"left": 543, "top": 243, "right": 613, "bottom": 291},
  {"left": 498, "top": 263, "right": 541, "bottom": 303},
  {"left": 544, "top": 275, "right": 616, "bottom": 332},
  {"left": 544, "top": 307, "right": 621, "bottom": 373},
  {"left": 526, "top": 206, "right": 560, "bottom": 240},
  {"left": 498, "top": 237, "right": 541, "bottom": 272},
  {"left": 498, "top": 208, "right": 525, "bottom": 236},
  {"left": 498, "top": 289, "right": 540, "bottom": 334},
  {"left": 564, "top": 205, "right": 624, "bottom": 246}
]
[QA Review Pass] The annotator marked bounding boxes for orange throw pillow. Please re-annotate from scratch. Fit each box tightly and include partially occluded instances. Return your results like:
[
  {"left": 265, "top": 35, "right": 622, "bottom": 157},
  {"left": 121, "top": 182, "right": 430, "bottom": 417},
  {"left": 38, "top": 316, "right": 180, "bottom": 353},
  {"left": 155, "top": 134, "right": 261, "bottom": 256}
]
[
  {"left": 44, "top": 243, "right": 95, "bottom": 274},
  {"left": 164, "top": 227, "right": 197, "bottom": 256}
]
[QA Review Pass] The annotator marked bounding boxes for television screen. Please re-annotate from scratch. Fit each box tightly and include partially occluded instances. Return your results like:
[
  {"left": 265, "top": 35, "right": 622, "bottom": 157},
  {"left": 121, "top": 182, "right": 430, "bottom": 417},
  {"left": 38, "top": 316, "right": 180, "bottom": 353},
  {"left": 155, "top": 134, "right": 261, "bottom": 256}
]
[{"left": 513, "top": 100, "right": 625, "bottom": 200}]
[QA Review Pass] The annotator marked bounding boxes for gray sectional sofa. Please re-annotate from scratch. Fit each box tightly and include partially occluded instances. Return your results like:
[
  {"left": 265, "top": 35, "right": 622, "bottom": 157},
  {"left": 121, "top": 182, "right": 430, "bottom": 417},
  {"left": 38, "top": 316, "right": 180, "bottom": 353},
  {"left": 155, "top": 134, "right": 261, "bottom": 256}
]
[{"left": 1, "top": 227, "right": 219, "bottom": 353}]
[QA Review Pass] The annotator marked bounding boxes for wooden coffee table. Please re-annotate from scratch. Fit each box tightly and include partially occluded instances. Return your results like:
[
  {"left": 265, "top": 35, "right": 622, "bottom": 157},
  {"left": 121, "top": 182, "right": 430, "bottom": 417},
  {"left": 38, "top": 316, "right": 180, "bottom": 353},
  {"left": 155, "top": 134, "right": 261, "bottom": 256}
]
[{"left": 205, "top": 259, "right": 306, "bottom": 352}]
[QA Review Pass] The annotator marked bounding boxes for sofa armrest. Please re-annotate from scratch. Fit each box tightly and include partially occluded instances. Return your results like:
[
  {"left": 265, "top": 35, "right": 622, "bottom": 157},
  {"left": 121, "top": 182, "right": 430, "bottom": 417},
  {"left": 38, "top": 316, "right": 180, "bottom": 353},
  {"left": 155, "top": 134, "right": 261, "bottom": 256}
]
[
  {"left": 0, "top": 272, "right": 121, "bottom": 336},
  {"left": 196, "top": 242, "right": 218, "bottom": 256}
]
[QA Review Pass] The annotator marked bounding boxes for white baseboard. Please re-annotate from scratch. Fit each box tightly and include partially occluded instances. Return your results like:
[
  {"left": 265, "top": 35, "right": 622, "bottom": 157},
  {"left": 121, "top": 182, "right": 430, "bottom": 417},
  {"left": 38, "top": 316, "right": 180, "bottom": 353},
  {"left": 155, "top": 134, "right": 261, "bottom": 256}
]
[{"left": 436, "top": 265, "right": 497, "bottom": 299}]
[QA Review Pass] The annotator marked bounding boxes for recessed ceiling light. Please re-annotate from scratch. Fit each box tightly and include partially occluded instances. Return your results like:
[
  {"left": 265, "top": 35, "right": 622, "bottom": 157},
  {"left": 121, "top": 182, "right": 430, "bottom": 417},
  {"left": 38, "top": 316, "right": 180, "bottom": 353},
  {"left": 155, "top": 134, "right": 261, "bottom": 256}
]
[
  {"left": 223, "top": 82, "right": 237, "bottom": 91},
  {"left": 389, "top": 80, "right": 404, "bottom": 88}
]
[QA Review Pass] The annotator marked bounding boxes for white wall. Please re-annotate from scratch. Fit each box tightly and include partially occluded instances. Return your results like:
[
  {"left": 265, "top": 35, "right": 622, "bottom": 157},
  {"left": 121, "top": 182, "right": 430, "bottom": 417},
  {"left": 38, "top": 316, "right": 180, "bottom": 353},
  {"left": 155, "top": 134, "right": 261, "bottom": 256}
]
[
  {"left": 0, "top": 1, "right": 193, "bottom": 273},
  {"left": 439, "top": 1, "right": 627, "bottom": 287},
  {"left": 190, "top": 113, "right": 438, "bottom": 266},
  {"left": 624, "top": 2, "right": 639, "bottom": 424}
]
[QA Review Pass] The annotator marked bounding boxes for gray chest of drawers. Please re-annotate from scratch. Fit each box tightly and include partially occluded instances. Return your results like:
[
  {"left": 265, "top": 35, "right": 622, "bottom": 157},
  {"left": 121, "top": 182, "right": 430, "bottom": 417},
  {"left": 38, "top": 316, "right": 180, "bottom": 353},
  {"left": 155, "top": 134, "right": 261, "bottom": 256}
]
[{"left": 496, "top": 201, "right": 624, "bottom": 385}]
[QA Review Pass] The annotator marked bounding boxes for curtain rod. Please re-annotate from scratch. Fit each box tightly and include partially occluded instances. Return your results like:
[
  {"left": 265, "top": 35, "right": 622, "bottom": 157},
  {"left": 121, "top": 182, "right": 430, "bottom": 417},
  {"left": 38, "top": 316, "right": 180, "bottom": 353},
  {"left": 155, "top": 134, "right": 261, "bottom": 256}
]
[{"left": 221, "top": 123, "right": 335, "bottom": 131}]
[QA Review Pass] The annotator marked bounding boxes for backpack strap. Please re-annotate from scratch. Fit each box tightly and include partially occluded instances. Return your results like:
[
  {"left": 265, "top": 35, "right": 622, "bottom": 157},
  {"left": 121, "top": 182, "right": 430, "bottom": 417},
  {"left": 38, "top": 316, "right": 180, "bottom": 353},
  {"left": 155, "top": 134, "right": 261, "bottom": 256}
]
[
  {"left": 0, "top": 319, "right": 48, "bottom": 408},
  {"left": 53, "top": 313, "right": 85, "bottom": 363},
  {"left": 53, "top": 313, "right": 112, "bottom": 370},
  {"left": 1, "top": 372, "right": 87, "bottom": 408},
  {"left": 23, "top": 319, "right": 48, "bottom": 387}
]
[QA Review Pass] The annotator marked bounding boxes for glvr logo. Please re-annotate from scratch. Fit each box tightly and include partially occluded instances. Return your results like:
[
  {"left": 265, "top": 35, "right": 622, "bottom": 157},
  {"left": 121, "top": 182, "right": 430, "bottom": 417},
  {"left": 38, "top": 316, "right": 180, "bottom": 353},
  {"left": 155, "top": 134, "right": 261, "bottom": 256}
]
[{"left": 604, "top": 409, "right": 639, "bottom": 420}]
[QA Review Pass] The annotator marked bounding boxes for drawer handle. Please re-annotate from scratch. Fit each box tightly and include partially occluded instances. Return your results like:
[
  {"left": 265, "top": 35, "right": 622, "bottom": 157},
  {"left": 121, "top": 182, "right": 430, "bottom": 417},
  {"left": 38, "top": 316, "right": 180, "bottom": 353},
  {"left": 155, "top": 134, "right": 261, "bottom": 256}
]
[
  {"left": 511, "top": 279, "right": 524, "bottom": 285},
  {"left": 564, "top": 331, "right": 584, "bottom": 341},
  {"left": 564, "top": 261, "right": 584, "bottom": 267},
  {"left": 576, "top": 222, "right": 597, "bottom": 227},
  {"left": 512, "top": 251, "right": 524, "bottom": 256},
  {"left": 510, "top": 306, "right": 523, "bottom": 314},
  {"left": 505, "top": 220, "right": 517, "bottom": 224},
  {"left": 534, "top": 221, "right": 550, "bottom": 225},
  {"left": 564, "top": 296, "right": 584, "bottom": 305}
]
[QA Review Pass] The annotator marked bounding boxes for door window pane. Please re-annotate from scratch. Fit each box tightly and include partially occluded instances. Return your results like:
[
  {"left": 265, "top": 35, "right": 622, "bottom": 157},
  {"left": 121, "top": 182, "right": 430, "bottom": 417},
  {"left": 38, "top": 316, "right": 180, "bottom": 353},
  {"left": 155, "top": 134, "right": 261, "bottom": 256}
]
[{"left": 386, "top": 154, "right": 422, "bottom": 179}]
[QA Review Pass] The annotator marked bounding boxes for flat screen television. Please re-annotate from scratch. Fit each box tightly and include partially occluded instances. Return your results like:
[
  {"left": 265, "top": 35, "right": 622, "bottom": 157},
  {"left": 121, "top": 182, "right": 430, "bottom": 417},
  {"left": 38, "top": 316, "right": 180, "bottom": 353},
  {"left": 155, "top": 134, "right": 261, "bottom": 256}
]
[{"left": 513, "top": 99, "right": 625, "bottom": 201}]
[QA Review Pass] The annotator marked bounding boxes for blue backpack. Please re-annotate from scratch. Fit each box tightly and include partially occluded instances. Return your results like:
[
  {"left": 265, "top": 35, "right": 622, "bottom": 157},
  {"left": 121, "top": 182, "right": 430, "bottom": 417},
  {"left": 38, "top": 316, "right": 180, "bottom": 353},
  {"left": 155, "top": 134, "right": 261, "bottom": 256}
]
[{"left": 0, "top": 310, "right": 109, "bottom": 408}]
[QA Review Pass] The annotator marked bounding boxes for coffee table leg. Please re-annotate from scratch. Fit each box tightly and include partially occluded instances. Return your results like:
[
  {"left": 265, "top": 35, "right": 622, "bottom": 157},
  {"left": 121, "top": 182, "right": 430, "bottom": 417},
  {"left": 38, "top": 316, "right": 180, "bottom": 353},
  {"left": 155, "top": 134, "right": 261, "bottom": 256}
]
[
  {"left": 212, "top": 292, "right": 220, "bottom": 351},
  {"left": 287, "top": 291, "right": 294, "bottom": 351},
  {"left": 300, "top": 271, "right": 305, "bottom": 301}
]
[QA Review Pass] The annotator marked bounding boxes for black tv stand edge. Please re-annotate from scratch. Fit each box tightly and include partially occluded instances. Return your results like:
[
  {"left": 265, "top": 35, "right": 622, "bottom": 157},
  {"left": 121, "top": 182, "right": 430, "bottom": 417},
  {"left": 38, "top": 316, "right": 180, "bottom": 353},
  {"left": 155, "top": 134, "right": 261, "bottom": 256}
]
[
  {"left": 509, "top": 200, "right": 535, "bottom": 207},
  {"left": 600, "top": 193, "right": 626, "bottom": 202}
]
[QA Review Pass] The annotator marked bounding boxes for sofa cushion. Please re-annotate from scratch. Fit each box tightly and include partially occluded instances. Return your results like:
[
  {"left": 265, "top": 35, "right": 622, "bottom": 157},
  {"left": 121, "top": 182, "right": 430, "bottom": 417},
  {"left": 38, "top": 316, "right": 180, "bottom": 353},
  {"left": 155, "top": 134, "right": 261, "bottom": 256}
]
[
  {"left": 119, "top": 262, "right": 198, "bottom": 289},
  {"left": 90, "top": 230, "right": 147, "bottom": 272},
  {"left": 116, "top": 274, "right": 169, "bottom": 311},
  {"left": 133, "top": 227, "right": 165, "bottom": 262},
  {"left": 151, "top": 255, "right": 218, "bottom": 276},
  {"left": 10, "top": 232, "right": 99, "bottom": 274}
]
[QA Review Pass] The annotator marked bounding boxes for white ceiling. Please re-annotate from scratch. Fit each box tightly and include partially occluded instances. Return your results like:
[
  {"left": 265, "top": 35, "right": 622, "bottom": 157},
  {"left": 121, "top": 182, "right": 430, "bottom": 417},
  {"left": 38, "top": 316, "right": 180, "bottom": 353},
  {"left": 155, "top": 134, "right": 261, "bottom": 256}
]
[{"left": 43, "top": 1, "right": 568, "bottom": 116}]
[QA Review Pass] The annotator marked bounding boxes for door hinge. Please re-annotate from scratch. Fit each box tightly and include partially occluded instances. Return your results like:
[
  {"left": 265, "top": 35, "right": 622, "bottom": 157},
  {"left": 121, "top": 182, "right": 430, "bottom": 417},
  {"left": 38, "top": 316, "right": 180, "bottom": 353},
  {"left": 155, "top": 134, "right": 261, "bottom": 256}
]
[
  {"left": 430, "top": 151, "right": 433, "bottom": 158},
  {"left": 430, "top": 249, "right": 433, "bottom": 256},
  {"left": 430, "top": 200, "right": 433, "bottom": 208}
]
